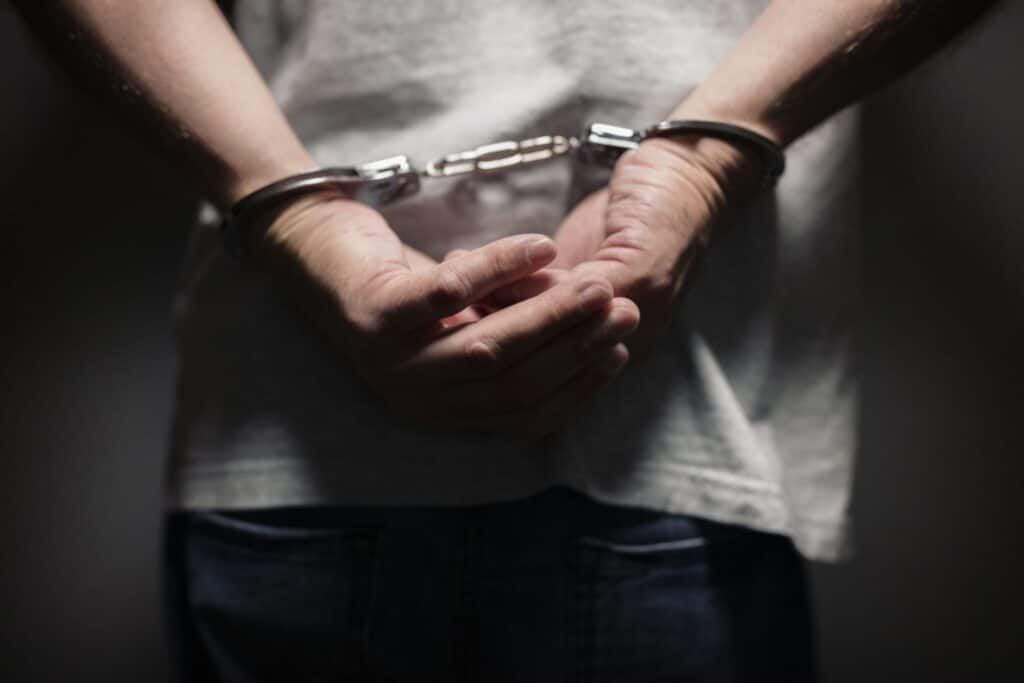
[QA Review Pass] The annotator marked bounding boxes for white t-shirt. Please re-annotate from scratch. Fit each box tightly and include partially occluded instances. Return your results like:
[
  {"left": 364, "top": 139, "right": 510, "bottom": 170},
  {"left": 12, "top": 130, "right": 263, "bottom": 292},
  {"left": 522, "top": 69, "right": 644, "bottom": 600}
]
[{"left": 167, "top": 0, "right": 861, "bottom": 561}]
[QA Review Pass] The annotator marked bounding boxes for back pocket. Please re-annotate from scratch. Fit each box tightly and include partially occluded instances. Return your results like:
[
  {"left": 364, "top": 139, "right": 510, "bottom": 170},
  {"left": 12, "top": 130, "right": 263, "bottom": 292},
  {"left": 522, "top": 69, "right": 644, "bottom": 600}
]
[
  {"left": 571, "top": 526, "right": 734, "bottom": 682},
  {"left": 185, "top": 510, "right": 379, "bottom": 683}
]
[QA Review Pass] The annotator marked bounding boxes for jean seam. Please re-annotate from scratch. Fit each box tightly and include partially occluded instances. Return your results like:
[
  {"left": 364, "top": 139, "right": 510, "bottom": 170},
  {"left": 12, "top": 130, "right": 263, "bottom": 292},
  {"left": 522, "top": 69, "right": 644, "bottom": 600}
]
[{"left": 577, "top": 536, "right": 708, "bottom": 554}]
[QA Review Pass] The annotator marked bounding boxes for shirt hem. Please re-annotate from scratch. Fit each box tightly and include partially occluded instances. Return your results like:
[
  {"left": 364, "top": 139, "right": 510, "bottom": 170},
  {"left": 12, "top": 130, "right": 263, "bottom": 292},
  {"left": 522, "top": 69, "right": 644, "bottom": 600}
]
[{"left": 166, "top": 459, "right": 850, "bottom": 563}]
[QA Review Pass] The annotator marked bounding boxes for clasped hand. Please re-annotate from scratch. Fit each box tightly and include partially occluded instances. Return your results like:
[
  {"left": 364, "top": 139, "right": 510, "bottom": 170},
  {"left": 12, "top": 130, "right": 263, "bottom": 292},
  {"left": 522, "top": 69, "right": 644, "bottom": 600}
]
[
  {"left": 489, "top": 137, "right": 732, "bottom": 358},
  {"left": 252, "top": 193, "right": 638, "bottom": 437},
  {"left": 253, "top": 140, "right": 727, "bottom": 436}
]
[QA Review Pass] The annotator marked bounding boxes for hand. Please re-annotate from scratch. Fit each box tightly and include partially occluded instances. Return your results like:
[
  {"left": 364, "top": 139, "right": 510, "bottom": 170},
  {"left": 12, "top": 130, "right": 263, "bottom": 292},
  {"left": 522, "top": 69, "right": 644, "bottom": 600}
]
[
  {"left": 251, "top": 192, "right": 640, "bottom": 436},
  {"left": 548, "top": 137, "right": 740, "bottom": 357}
]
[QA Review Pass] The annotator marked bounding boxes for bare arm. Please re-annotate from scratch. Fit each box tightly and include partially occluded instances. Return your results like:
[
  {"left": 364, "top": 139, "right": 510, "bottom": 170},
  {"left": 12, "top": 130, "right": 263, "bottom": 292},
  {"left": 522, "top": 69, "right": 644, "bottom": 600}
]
[
  {"left": 655, "top": 0, "right": 999, "bottom": 201},
  {"left": 15, "top": 0, "right": 313, "bottom": 208},
  {"left": 15, "top": 0, "right": 639, "bottom": 434},
  {"left": 552, "top": 0, "right": 998, "bottom": 354},
  {"left": 678, "top": 0, "right": 996, "bottom": 147}
]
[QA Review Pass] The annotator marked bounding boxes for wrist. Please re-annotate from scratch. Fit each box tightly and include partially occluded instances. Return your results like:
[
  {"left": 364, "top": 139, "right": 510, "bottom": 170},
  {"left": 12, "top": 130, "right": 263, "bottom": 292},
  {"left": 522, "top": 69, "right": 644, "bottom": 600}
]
[
  {"left": 246, "top": 190, "right": 360, "bottom": 266},
  {"left": 638, "top": 131, "right": 770, "bottom": 208},
  {"left": 220, "top": 150, "right": 319, "bottom": 209},
  {"left": 656, "top": 102, "right": 785, "bottom": 202},
  {"left": 633, "top": 135, "right": 759, "bottom": 223},
  {"left": 246, "top": 191, "right": 388, "bottom": 344},
  {"left": 670, "top": 90, "right": 785, "bottom": 148}
]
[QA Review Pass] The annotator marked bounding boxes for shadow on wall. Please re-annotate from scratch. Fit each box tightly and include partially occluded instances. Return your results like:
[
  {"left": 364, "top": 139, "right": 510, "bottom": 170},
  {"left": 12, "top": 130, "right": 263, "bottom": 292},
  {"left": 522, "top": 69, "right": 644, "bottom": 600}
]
[
  {"left": 0, "top": 6, "right": 195, "bottom": 682},
  {"left": 0, "top": 3, "right": 1022, "bottom": 683},
  {"left": 812, "top": 2, "right": 1024, "bottom": 682}
]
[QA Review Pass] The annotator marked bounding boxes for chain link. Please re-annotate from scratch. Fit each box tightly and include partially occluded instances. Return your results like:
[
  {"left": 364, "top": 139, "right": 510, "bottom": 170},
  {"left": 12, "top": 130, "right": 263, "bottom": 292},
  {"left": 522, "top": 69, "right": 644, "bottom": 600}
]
[
  {"left": 311, "top": 125, "right": 639, "bottom": 213},
  {"left": 224, "top": 120, "right": 782, "bottom": 257},
  {"left": 422, "top": 134, "right": 577, "bottom": 178}
]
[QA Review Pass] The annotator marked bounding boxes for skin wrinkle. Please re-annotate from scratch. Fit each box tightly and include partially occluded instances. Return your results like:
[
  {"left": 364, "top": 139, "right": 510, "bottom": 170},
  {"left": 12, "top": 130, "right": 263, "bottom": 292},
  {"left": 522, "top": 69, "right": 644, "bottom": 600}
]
[
  {"left": 616, "top": 143, "right": 724, "bottom": 231},
  {"left": 14, "top": 0, "right": 1000, "bottom": 487}
]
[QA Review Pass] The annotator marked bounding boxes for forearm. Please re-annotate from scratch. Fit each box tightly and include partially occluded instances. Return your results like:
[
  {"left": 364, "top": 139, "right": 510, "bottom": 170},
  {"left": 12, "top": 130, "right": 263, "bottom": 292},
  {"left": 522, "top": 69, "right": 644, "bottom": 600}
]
[
  {"left": 680, "top": 0, "right": 995, "bottom": 143},
  {"left": 659, "top": 0, "right": 996, "bottom": 195},
  {"left": 15, "top": 0, "right": 314, "bottom": 208}
]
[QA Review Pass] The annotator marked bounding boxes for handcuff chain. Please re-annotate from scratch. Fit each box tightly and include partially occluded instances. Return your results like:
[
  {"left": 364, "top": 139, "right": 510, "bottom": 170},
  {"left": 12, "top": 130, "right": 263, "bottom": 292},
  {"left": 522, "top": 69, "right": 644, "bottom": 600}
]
[
  {"left": 421, "top": 134, "right": 577, "bottom": 178},
  {"left": 359, "top": 119, "right": 780, "bottom": 200},
  {"left": 359, "top": 125, "right": 641, "bottom": 200},
  {"left": 222, "top": 120, "right": 783, "bottom": 257}
]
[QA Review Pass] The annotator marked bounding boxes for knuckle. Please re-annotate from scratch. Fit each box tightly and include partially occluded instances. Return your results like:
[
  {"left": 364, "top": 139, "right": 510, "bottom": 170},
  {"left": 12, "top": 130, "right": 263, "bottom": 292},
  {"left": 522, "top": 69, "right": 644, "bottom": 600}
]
[
  {"left": 543, "top": 269, "right": 571, "bottom": 289},
  {"left": 431, "top": 266, "right": 474, "bottom": 308},
  {"left": 572, "top": 272, "right": 602, "bottom": 289},
  {"left": 462, "top": 334, "right": 503, "bottom": 373},
  {"left": 490, "top": 245, "right": 521, "bottom": 278},
  {"left": 561, "top": 276, "right": 611, "bottom": 317},
  {"left": 552, "top": 280, "right": 595, "bottom": 319},
  {"left": 557, "top": 298, "right": 588, "bottom": 326},
  {"left": 534, "top": 294, "right": 567, "bottom": 324}
]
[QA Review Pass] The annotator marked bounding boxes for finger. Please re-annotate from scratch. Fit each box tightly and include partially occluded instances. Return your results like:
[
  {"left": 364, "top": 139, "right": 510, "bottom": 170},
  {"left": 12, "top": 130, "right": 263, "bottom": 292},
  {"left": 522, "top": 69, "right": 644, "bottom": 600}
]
[
  {"left": 464, "top": 344, "right": 630, "bottom": 437},
  {"left": 489, "top": 297, "right": 638, "bottom": 403},
  {"left": 443, "top": 249, "right": 470, "bottom": 262},
  {"left": 375, "top": 234, "right": 558, "bottom": 332},
  {"left": 446, "top": 297, "right": 638, "bottom": 413},
  {"left": 437, "top": 306, "right": 485, "bottom": 331},
  {"left": 572, "top": 254, "right": 636, "bottom": 294},
  {"left": 403, "top": 273, "right": 615, "bottom": 379},
  {"left": 480, "top": 268, "right": 571, "bottom": 309}
]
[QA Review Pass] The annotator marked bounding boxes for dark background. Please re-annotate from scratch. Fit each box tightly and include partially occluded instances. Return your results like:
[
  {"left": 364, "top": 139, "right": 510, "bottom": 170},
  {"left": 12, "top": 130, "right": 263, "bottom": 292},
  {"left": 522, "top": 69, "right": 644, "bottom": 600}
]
[{"left": 1, "top": 3, "right": 1022, "bottom": 681}]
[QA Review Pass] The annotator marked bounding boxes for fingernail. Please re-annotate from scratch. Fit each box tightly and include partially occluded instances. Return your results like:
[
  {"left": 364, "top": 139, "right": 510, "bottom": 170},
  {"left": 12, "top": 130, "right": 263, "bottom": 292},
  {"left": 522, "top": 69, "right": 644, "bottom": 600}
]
[
  {"left": 577, "top": 281, "right": 612, "bottom": 310},
  {"left": 525, "top": 237, "right": 556, "bottom": 265}
]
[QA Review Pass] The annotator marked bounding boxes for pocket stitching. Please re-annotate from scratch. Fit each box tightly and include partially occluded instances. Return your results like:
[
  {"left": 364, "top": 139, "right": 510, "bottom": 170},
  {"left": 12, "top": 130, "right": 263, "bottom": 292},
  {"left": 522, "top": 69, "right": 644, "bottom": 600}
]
[
  {"left": 577, "top": 536, "right": 707, "bottom": 554},
  {"left": 188, "top": 511, "right": 378, "bottom": 562}
]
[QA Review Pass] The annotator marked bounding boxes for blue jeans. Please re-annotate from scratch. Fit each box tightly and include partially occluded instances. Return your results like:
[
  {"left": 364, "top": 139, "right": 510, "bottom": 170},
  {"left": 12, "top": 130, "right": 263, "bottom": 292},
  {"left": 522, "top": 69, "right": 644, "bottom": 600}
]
[{"left": 163, "top": 486, "right": 816, "bottom": 682}]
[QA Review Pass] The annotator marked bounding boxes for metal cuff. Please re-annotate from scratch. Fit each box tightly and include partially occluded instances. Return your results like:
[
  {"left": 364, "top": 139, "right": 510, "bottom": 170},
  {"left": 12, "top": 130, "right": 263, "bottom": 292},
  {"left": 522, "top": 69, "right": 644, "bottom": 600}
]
[
  {"left": 644, "top": 120, "right": 785, "bottom": 188},
  {"left": 221, "top": 157, "right": 419, "bottom": 258}
]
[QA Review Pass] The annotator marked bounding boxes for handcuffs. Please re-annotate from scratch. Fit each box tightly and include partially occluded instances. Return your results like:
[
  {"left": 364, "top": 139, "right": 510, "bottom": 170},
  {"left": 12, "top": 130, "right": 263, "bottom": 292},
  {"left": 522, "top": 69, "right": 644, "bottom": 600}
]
[{"left": 222, "top": 120, "right": 784, "bottom": 257}]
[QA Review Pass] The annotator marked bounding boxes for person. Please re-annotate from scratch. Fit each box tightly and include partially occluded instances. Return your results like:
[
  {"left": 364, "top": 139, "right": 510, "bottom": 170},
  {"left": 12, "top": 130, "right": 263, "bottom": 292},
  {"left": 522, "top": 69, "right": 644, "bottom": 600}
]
[{"left": 15, "top": 1, "right": 994, "bottom": 681}]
